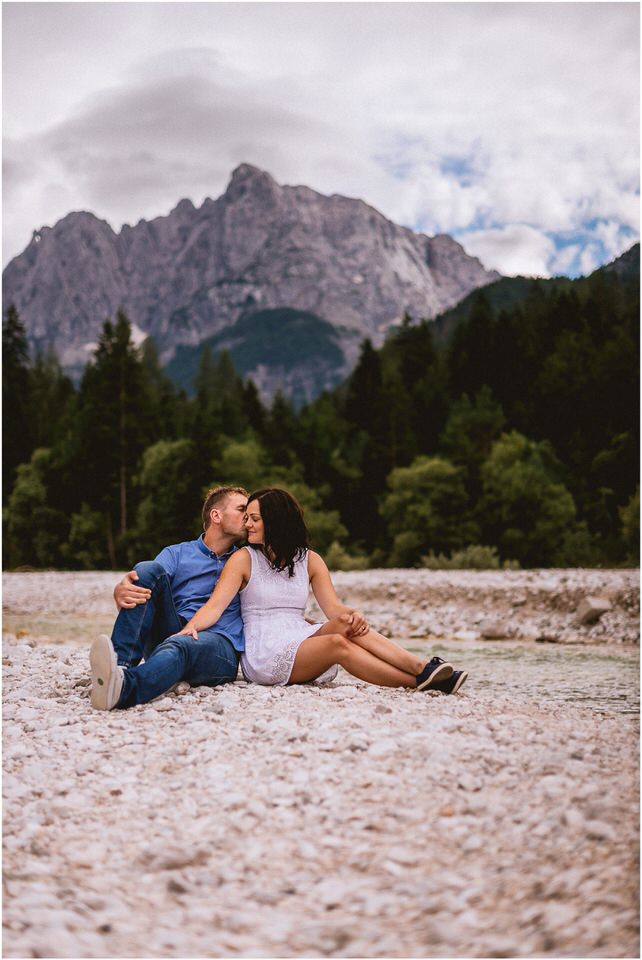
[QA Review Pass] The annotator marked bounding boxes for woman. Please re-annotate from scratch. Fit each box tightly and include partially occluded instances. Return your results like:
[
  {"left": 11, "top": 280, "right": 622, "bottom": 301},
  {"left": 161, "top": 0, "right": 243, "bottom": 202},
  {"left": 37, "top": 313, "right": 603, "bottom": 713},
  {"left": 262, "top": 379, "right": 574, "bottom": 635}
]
[{"left": 179, "top": 488, "right": 468, "bottom": 693}]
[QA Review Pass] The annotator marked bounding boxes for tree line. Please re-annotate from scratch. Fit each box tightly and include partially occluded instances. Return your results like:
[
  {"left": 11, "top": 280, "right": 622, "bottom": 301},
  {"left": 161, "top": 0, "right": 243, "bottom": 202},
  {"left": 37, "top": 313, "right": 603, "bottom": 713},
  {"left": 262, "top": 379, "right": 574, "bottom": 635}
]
[{"left": 3, "top": 263, "right": 639, "bottom": 570}]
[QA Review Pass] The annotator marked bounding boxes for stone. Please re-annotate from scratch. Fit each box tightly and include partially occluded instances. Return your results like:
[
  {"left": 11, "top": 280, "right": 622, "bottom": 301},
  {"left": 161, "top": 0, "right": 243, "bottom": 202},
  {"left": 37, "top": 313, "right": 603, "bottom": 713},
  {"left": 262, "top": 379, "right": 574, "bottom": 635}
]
[
  {"left": 479, "top": 618, "right": 508, "bottom": 638},
  {"left": 563, "top": 807, "right": 587, "bottom": 831},
  {"left": 453, "top": 630, "right": 479, "bottom": 642},
  {"left": 457, "top": 774, "right": 484, "bottom": 792},
  {"left": 152, "top": 699, "right": 174, "bottom": 711},
  {"left": 585, "top": 819, "right": 617, "bottom": 842},
  {"left": 573, "top": 596, "right": 612, "bottom": 625}
]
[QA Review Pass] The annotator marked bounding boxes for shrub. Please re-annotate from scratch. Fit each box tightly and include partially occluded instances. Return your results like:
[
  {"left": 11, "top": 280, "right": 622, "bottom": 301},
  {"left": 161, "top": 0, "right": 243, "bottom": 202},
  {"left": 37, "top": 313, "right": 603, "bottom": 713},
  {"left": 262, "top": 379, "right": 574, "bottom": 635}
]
[
  {"left": 325, "top": 541, "right": 370, "bottom": 571},
  {"left": 420, "top": 544, "right": 517, "bottom": 570}
]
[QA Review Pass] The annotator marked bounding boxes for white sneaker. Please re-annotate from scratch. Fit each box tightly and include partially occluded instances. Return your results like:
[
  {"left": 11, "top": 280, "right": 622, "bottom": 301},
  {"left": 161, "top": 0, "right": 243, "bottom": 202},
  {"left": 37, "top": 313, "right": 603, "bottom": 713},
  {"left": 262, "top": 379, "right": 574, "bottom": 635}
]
[{"left": 90, "top": 635, "right": 124, "bottom": 710}]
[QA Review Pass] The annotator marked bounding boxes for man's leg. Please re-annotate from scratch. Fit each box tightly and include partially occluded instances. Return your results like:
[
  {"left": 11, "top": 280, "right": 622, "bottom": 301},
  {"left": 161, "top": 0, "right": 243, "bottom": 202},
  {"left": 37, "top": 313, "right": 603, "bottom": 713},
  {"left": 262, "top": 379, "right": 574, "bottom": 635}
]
[
  {"left": 115, "top": 629, "right": 238, "bottom": 709},
  {"left": 110, "top": 561, "right": 183, "bottom": 667}
]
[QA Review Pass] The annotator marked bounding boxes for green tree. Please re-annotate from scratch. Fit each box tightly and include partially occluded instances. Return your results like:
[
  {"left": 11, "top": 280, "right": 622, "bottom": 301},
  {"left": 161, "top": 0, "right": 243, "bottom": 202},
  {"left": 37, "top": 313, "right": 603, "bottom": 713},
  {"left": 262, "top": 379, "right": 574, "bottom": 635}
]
[
  {"left": 619, "top": 486, "right": 640, "bottom": 564},
  {"left": 439, "top": 386, "right": 506, "bottom": 492},
  {"left": 478, "top": 431, "right": 577, "bottom": 566},
  {"left": 76, "top": 311, "right": 152, "bottom": 565},
  {"left": 61, "top": 503, "right": 111, "bottom": 570},
  {"left": 386, "top": 318, "right": 450, "bottom": 454},
  {"left": 28, "top": 347, "right": 75, "bottom": 450},
  {"left": 141, "top": 338, "right": 189, "bottom": 439},
  {"left": 261, "top": 390, "right": 301, "bottom": 468},
  {"left": 339, "top": 340, "right": 391, "bottom": 548},
  {"left": 3, "top": 304, "right": 32, "bottom": 499},
  {"left": 5, "top": 449, "right": 68, "bottom": 568},
  {"left": 212, "top": 437, "right": 270, "bottom": 491},
  {"left": 381, "top": 456, "right": 476, "bottom": 566},
  {"left": 131, "top": 439, "right": 203, "bottom": 559},
  {"left": 263, "top": 470, "right": 348, "bottom": 554},
  {"left": 242, "top": 380, "right": 266, "bottom": 435},
  {"left": 448, "top": 292, "right": 496, "bottom": 397}
]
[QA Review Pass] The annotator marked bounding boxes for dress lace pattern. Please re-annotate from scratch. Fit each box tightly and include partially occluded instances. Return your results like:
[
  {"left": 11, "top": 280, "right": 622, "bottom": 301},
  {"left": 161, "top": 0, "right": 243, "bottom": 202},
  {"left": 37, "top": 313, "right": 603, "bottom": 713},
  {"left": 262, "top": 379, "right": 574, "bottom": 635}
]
[{"left": 239, "top": 546, "right": 338, "bottom": 686}]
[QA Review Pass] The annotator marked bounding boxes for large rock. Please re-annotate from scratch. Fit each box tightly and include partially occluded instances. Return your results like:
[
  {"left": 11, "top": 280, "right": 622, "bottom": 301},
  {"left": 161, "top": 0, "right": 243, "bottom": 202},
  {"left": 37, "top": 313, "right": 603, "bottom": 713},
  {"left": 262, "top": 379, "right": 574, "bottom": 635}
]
[
  {"left": 573, "top": 596, "right": 612, "bottom": 626},
  {"left": 2, "top": 164, "right": 499, "bottom": 400}
]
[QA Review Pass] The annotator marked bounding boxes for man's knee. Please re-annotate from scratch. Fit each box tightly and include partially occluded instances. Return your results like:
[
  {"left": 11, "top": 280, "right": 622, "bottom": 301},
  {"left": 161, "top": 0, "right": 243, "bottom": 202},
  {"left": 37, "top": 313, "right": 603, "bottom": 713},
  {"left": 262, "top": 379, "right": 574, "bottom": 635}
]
[
  {"left": 160, "top": 633, "right": 191, "bottom": 654},
  {"left": 133, "top": 560, "right": 167, "bottom": 587}
]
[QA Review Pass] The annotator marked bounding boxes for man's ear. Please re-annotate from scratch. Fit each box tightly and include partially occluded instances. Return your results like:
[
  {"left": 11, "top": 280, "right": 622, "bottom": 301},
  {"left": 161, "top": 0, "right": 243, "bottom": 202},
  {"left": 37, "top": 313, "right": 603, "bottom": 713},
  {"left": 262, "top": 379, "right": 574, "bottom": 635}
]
[{"left": 209, "top": 508, "right": 221, "bottom": 527}]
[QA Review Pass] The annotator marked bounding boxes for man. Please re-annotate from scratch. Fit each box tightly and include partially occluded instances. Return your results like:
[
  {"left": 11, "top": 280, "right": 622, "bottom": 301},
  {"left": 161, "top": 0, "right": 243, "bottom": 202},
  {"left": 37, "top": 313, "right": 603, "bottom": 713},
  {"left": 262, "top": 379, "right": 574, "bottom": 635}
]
[{"left": 89, "top": 485, "right": 248, "bottom": 710}]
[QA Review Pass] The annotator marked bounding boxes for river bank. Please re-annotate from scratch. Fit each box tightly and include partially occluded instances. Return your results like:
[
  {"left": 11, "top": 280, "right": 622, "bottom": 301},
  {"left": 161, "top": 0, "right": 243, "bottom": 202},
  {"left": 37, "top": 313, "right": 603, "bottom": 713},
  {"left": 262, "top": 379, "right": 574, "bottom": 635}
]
[
  {"left": 3, "top": 567, "right": 640, "bottom": 647},
  {"left": 2, "top": 570, "right": 639, "bottom": 958}
]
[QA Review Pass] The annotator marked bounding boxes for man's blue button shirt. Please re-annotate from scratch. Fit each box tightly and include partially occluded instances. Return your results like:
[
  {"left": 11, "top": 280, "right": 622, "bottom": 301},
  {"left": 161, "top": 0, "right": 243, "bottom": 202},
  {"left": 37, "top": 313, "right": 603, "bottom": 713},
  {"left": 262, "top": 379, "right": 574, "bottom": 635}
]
[{"left": 154, "top": 535, "right": 244, "bottom": 652}]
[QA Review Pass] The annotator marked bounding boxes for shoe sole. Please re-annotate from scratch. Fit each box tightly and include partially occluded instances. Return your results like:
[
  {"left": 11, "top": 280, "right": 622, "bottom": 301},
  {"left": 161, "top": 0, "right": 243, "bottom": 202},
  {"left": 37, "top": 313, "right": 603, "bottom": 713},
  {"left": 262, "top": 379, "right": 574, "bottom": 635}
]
[
  {"left": 449, "top": 671, "right": 468, "bottom": 694},
  {"left": 89, "top": 635, "right": 121, "bottom": 710},
  {"left": 415, "top": 661, "right": 453, "bottom": 691}
]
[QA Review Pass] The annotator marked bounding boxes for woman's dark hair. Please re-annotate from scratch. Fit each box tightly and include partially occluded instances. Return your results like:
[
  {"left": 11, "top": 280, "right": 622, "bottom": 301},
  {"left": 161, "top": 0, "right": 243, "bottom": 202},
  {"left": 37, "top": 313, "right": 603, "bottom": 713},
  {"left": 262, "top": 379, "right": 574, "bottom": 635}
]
[{"left": 246, "top": 487, "right": 311, "bottom": 577}]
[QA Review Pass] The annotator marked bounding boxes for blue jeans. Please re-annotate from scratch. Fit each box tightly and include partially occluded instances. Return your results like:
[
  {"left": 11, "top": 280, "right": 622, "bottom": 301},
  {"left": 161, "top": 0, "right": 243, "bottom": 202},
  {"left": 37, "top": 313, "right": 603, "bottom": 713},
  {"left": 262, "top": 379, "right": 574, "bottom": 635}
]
[
  {"left": 111, "top": 561, "right": 239, "bottom": 709},
  {"left": 111, "top": 560, "right": 183, "bottom": 667},
  {"left": 117, "top": 629, "right": 239, "bottom": 708}
]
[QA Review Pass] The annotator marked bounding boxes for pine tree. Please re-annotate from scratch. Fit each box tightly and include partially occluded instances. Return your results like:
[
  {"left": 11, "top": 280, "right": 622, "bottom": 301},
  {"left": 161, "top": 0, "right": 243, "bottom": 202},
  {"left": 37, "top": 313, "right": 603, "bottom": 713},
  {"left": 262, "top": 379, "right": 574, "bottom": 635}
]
[
  {"left": 28, "top": 347, "right": 75, "bottom": 449},
  {"left": 2, "top": 304, "right": 32, "bottom": 499},
  {"left": 76, "top": 311, "right": 151, "bottom": 565}
]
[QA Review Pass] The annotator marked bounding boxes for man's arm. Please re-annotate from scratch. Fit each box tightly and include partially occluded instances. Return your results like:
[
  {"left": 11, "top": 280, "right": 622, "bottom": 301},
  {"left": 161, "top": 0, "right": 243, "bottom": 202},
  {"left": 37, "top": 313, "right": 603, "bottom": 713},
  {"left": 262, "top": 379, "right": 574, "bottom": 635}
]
[{"left": 113, "top": 571, "right": 152, "bottom": 610}]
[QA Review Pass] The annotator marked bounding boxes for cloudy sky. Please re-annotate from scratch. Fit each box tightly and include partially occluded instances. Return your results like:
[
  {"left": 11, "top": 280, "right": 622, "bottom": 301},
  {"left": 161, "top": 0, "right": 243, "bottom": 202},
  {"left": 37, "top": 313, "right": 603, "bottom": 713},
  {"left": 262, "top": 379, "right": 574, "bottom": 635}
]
[{"left": 3, "top": 1, "right": 639, "bottom": 276}]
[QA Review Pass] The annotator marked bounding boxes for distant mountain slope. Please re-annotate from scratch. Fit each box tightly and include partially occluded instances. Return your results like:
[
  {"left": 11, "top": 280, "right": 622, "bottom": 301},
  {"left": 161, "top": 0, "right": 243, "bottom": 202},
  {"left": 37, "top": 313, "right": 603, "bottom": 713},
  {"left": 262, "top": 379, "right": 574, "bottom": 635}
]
[
  {"left": 3, "top": 163, "right": 499, "bottom": 397},
  {"left": 165, "top": 307, "right": 354, "bottom": 407},
  {"left": 601, "top": 242, "right": 640, "bottom": 278},
  {"left": 432, "top": 243, "right": 639, "bottom": 344}
]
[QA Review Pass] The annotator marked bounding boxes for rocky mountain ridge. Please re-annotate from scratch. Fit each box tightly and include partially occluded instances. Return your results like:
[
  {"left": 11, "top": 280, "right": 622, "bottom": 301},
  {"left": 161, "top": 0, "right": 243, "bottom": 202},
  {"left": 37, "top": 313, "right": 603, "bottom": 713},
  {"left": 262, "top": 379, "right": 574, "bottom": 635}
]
[{"left": 3, "top": 163, "right": 499, "bottom": 399}]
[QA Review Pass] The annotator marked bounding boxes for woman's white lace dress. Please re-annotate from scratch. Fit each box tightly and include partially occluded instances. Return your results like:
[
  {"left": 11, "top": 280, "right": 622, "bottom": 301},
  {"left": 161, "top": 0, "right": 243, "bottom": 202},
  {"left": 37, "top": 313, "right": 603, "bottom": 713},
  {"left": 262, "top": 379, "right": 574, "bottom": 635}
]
[{"left": 240, "top": 546, "right": 338, "bottom": 686}]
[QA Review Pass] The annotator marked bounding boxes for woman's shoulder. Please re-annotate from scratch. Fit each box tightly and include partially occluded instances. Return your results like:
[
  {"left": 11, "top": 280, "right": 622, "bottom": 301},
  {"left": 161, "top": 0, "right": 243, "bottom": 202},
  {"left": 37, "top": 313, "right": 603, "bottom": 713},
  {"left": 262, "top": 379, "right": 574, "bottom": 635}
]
[
  {"left": 226, "top": 546, "right": 252, "bottom": 568},
  {"left": 306, "top": 550, "right": 327, "bottom": 573}
]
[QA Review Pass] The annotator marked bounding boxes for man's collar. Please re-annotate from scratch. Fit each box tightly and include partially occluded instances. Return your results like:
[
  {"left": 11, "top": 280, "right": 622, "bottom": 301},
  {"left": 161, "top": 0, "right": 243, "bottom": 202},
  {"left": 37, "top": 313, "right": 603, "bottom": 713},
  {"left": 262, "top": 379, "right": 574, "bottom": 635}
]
[{"left": 197, "top": 534, "right": 236, "bottom": 560}]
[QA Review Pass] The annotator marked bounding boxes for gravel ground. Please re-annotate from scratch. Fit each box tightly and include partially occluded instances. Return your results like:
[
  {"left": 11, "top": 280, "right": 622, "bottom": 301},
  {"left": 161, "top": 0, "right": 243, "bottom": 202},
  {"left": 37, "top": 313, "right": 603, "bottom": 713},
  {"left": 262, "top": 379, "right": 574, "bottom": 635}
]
[{"left": 2, "top": 569, "right": 640, "bottom": 958}]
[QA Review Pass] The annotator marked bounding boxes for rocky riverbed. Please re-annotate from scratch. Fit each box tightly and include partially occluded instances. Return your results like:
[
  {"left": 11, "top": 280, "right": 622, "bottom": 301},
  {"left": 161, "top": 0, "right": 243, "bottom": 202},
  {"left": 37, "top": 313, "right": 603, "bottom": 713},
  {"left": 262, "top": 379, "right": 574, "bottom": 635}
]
[{"left": 2, "top": 569, "right": 640, "bottom": 958}]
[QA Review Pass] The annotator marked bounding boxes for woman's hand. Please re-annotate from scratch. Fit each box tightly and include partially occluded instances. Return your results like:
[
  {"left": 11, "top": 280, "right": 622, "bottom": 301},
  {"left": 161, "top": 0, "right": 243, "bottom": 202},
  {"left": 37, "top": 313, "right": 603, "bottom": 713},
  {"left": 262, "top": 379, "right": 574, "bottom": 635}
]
[
  {"left": 343, "top": 609, "right": 369, "bottom": 637},
  {"left": 309, "top": 553, "right": 370, "bottom": 636}
]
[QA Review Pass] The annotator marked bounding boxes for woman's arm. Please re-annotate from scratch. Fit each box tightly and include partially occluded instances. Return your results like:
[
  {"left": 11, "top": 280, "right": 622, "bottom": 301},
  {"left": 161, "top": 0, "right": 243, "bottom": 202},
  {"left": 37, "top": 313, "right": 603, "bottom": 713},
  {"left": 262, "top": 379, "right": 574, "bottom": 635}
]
[
  {"left": 308, "top": 551, "right": 368, "bottom": 636},
  {"left": 179, "top": 549, "right": 250, "bottom": 638}
]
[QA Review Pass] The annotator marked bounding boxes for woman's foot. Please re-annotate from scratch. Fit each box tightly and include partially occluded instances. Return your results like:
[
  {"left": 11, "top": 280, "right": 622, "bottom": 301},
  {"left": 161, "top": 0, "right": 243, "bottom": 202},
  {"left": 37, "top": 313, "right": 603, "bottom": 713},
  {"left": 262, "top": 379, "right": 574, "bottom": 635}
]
[
  {"left": 430, "top": 669, "right": 469, "bottom": 695},
  {"left": 415, "top": 656, "right": 453, "bottom": 691}
]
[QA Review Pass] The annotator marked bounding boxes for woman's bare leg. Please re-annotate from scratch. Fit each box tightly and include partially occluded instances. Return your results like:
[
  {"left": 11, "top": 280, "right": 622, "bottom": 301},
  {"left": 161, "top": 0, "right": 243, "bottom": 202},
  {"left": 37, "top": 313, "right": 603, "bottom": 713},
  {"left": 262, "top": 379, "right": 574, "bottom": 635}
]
[
  {"left": 288, "top": 633, "right": 415, "bottom": 687},
  {"left": 350, "top": 629, "right": 425, "bottom": 675},
  {"left": 312, "top": 618, "right": 425, "bottom": 675}
]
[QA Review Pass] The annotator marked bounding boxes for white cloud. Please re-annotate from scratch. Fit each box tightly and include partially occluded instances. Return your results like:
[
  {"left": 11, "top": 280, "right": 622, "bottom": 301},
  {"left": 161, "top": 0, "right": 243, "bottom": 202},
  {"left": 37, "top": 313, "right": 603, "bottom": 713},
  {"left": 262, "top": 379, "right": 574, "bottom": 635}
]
[
  {"left": 458, "top": 225, "right": 556, "bottom": 277},
  {"left": 550, "top": 243, "right": 582, "bottom": 277},
  {"left": 579, "top": 245, "right": 605, "bottom": 277},
  {"left": 2, "top": 2, "right": 639, "bottom": 274}
]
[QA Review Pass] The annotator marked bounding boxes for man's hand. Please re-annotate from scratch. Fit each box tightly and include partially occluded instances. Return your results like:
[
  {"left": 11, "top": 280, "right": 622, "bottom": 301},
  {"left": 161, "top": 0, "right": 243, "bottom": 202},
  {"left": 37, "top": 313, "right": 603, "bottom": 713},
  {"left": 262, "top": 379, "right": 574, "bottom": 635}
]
[
  {"left": 178, "top": 623, "right": 198, "bottom": 640},
  {"left": 343, "top": 609, "right": 369, "bottom": 638},
  {"left": 114, "top": 571, "right": 152, "bottom": 611}
]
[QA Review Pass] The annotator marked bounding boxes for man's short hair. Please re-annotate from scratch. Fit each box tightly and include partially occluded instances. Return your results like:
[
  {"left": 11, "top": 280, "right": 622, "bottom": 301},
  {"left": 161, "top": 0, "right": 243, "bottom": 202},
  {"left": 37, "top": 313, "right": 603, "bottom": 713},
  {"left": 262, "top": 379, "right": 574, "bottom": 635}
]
[{"left": 202, "top": 485, "right": 248, "bottom": 530}]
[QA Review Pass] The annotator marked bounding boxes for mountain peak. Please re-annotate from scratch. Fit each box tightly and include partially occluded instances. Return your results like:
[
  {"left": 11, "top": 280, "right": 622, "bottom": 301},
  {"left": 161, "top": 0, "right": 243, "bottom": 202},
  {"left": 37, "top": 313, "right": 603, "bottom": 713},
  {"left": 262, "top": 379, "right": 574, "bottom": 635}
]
[
  {"left": 225, "top": 163, "right": 278, "bottom": 201},
  {"left": 3, "top": 164, "right": 499, "bottom": 395},
  {"left": 170, "top": 198, "right": 196, "bottom": 217},
  {"left": 229, "top": 162, "right": 272, "bottom": 181},
  {"left": 228, "top": 163, "right": 277, "bottom": 189}
]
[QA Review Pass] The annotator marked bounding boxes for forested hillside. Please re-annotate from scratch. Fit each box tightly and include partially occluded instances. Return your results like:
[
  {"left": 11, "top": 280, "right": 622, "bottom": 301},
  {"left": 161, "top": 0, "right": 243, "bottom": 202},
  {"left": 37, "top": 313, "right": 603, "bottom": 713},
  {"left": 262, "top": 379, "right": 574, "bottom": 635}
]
[{"left": 3, "top": 247, "right": 639, "bottom": 569}]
